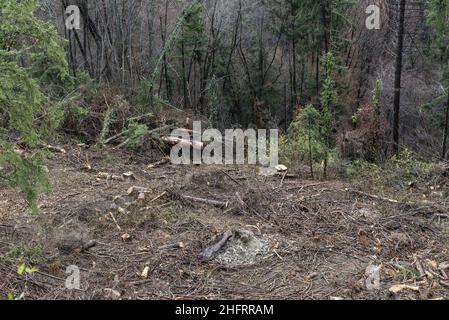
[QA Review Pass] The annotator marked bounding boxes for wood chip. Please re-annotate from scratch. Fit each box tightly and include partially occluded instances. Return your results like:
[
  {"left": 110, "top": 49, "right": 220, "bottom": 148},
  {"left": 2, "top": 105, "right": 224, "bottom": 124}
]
[
  {"left": 123, "top": 172, "right": 136, "bottom": 180},
  {"left": 127, "top": 186, "right": 150, "bottom": 197},
  {"left": 141, "top": 266, "right": 150, "bottom": 278},
  {"left": 137, "top": 192, "right": 146, "bottom": 204}
]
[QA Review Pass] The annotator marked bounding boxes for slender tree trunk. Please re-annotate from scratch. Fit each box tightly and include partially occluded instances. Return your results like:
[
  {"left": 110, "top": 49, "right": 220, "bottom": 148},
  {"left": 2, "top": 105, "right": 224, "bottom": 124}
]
[
  {"left": 316, "top": 49, "right": 320, "bottom": 103},
  {"left": 392, "top": 0, "right": 406, "bottom": 155},
  {"left": 320, "top": 0, "right": 329, "bottom": 54},
  {"left": 290, "top": 0, "right": 298, "bottom": 105},
  {"left": 442, "top": 87, "right": 449, "bottom": 160},
  {"left": 181, "top": 39, "right": 188, "bottom": 109},
  {"left": 284, "top": 83, "right": 288, "bottom": 133},
  {"left": 300, "top": 59, "right": 305, "bottom": 100},
  {"left": 160, "top": 0, "right": 172, "bottom": 100},
  {"left": 308, "top": 127, "right": 314, "bottom": 179}
]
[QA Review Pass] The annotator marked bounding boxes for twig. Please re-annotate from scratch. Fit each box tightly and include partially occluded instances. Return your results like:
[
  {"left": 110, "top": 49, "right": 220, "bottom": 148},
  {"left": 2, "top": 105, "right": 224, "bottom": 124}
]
[
  {"left": 220, "top": 170, "right": 242, "bottom": 186},
  {"left": 109, "top": 212, "right": 122, "bottom": 231},
  {"left": 278, "top": 171, "right": 288, "bottom": 189},
  {"left": 345, "top": 188, "right": 400, "bottom": 204},
  {"left": 149, "top": 191, "right": 168, "bottom": 203}
]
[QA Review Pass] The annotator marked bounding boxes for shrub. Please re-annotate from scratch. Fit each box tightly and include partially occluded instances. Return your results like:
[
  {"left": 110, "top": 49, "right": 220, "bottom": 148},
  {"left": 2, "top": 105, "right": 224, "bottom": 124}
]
[{"left": 346, "top": 149, "right": 445, "bottom": 193}]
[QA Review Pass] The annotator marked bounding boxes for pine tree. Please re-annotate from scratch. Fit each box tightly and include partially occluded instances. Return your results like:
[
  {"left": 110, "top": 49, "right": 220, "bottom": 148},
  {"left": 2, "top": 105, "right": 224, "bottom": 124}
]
[
  {"left": 0, "top": 0, "right": 70, "bottom": 211},
  {"left": 298, "top": 105, "right": 323, "bottom": 179},
  {"left": 282, "top": 104, "right": 325, "bottom": 178},
  {"left": 320, "top": 51, "right": 337, "bottom": 178}
]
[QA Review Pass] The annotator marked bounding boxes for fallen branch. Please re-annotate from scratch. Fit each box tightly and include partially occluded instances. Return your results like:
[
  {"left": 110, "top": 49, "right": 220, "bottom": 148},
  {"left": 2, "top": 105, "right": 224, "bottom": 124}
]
[
  {"left": 109, "top": 212, "right": 122, "bottom": 231},
  {"left": 287, "top": 183, "right": 326, "bottom": 192},
  {"left": 41, "top": 143, "right": 66, "bottom": 154},
  {"left": 103, "top": 125, "right": 175, "bottom": 145},
  {"left": 81, "top": 240, "right": 97, "bottom": 252},
  {"left": 278, "top": 171, "right": 288, "bottom": 189},
  {"left": 346, "top": 188, "right": 400, "bottom": 204},
  {"left": 220, "top": 170, "right": 242, "bottom": 186},
  {"left": 161, "top": 136, "right": 204, "bottom": 149},
  {"left": 149, "top": 191, "right": 168, "bottom": 203},
  {"left": 158, "top": 242, "right": 185, "bottom": 250},
  {"left": 147, "top": 157, "right": 170, "bottom": 169},
  {"left": 200, "top": 230, "right": 234, "bottom": 261},
  {"left": 181, "top": 195, "right": 229, "bottom": 208}
]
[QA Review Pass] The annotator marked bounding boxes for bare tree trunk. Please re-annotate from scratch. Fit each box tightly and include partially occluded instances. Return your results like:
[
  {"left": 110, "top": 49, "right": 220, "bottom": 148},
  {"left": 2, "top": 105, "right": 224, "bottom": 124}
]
[
  {"left": 161, "top": 0, "right": 172, "bottom": 100},
  {"left": 181, "top": 39, "right": 188, "bottom": 109},
  {"left": 442, "top": 88, "right": 449, "bottom": 160},
  {"left": 290, "top": 0, "right": 297, "bottom": 105},
  {"left": 392, "top": 0, "right": 406, "bottom": 155}
]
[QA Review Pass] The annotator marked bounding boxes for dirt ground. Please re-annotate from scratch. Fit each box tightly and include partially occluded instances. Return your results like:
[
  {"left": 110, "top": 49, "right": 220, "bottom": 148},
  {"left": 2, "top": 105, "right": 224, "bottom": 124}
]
[{"left": 1, "top": 145, "right": 449, "bottom": 300}]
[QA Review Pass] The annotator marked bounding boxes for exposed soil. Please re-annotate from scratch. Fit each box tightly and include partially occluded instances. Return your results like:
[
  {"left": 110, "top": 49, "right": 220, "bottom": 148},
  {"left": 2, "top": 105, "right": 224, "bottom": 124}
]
[{"left": 1, "top": 145, "right": 449, "bottom": 300}]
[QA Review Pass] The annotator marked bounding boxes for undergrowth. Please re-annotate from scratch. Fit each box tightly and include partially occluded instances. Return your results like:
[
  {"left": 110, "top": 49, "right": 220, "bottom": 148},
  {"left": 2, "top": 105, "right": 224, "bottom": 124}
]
[{"left": 346, "top": 149, "right": 447, "bottom": 193}]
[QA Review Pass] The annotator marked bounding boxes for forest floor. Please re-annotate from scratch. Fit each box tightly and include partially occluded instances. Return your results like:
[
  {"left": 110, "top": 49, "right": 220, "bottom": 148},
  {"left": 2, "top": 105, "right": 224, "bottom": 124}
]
[{"left": 1, "top": 145, "right": 449, "bottom": 300}]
